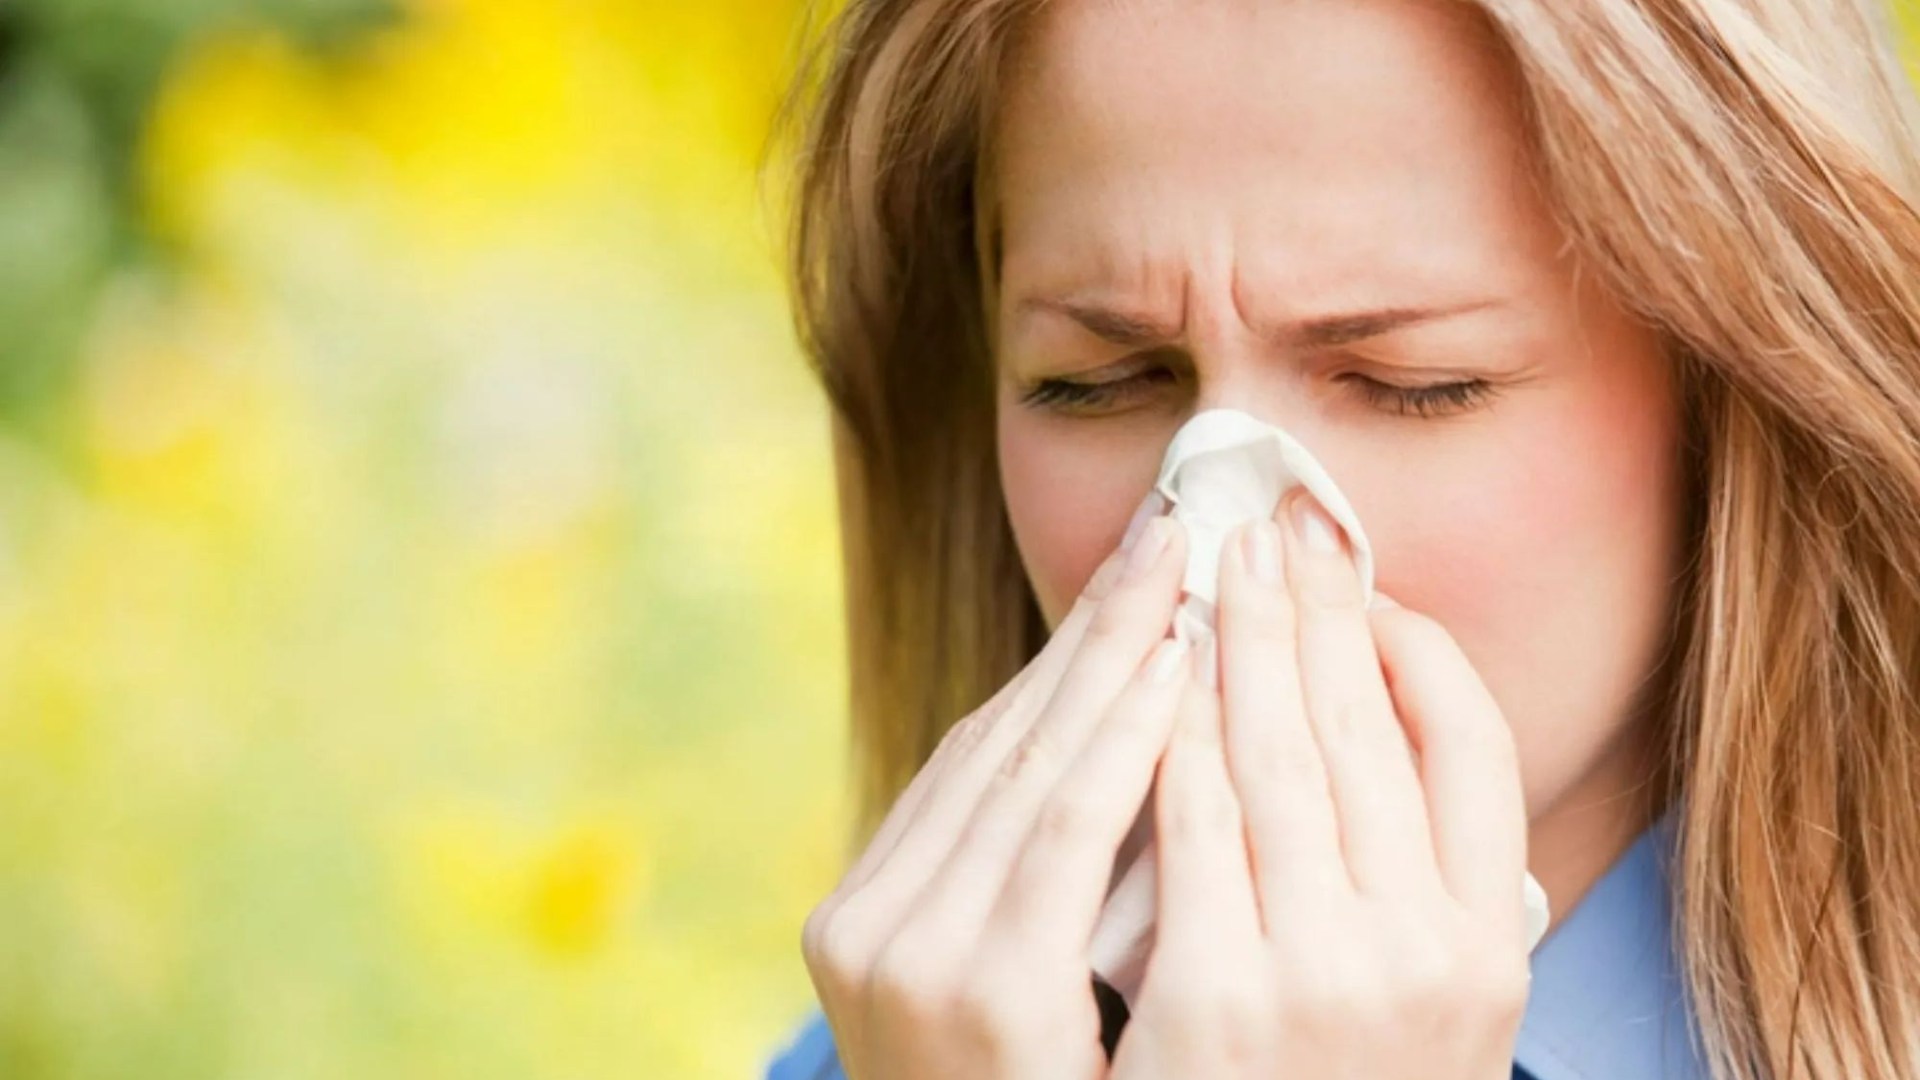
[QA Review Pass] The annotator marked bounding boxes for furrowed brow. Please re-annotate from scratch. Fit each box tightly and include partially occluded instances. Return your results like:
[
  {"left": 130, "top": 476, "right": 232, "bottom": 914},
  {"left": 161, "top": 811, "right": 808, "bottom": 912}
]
[{"left": 1018, "top": 297, "right": 1502, "bottom": 349}]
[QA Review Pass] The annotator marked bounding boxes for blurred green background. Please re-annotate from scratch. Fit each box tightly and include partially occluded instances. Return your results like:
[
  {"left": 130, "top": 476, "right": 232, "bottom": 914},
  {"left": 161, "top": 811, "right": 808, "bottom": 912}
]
[
  {"left": 0, "top": 1, "right": 846, "bottom": 1077},
  {"left": 6, "top": 2, "right": 1920, "bottom": 1079}
]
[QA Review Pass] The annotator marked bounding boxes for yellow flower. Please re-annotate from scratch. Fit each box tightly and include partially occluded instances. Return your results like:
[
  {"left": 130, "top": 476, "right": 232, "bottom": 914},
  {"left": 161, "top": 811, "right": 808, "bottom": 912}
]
[{"left": 524, "top": 820, "right": 634, "bottom": 959}]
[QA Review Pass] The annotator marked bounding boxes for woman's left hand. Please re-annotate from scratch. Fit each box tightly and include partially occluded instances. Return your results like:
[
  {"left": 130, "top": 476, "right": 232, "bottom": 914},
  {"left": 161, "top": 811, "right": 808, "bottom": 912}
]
[{"left": 1109, "top": 488, "right": 1531, "bottom": 1080}]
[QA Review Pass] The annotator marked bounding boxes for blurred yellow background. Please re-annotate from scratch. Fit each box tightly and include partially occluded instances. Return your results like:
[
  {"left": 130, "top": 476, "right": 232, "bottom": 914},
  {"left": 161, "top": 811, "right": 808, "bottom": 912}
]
[
  {"left": 0, "top": 0, "right": 844, "bottom": 1076},
  {"left": 5, "top": 1, "right": 1920, "bottom": 1078}
]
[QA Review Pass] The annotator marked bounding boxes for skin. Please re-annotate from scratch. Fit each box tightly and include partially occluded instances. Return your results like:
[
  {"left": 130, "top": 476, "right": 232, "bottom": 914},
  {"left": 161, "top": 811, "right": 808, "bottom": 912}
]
[
  {"left": 800, "top": 0, "right": 1687, "bottom": 1074},
  {"left": 993, "top": 0, "right": 1685, "bottom": 930},
  {"left": 803, "top": 487, "right": 1540, "bottom": 1076}
]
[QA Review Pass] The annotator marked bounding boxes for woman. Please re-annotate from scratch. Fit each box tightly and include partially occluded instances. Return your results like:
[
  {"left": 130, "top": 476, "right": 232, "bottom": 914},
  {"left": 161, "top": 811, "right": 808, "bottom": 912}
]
[{"left": 762, "top": 0, "right": 1920, "bottom": 1076}]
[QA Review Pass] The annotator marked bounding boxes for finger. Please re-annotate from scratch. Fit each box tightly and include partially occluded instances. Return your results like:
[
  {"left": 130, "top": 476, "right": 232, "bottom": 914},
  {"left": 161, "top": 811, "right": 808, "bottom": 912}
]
[
  {"left": 1153, "top": 663, "right": 1263, "bottom": 956},
  {"left": 1110, "top": 789, "right": 1156, "bottom": 895},
  {"left": 1369, "top": 601, "right": 1526, "bottom": 921},
  {"left": 989, "top": 635, "right": 1190, "bottom": 958},
  {"left": 1023, "top": 515, "right": 1189, "bottom": 772},
  {"left": 1088, "top": 838, "right": 1158, "bottom": 1001},
  {"left": 1216, "top": 519, "right": 1349, "bottom": 925},
  {"left": 877, "top": 515, "right": 1189, "bottom": 943},
  {"left": 840, "top": 493, "right": 1166, "bottom": 893},
  {"left": 1279, "top": 488, "right": 1438, "bottom": 896}
]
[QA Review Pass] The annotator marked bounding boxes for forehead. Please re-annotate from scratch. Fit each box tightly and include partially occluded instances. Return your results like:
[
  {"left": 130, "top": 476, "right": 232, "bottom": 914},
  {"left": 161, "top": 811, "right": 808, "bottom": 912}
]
[{"left": 989, "top": 0, "right": 1557, "bottom": 309}]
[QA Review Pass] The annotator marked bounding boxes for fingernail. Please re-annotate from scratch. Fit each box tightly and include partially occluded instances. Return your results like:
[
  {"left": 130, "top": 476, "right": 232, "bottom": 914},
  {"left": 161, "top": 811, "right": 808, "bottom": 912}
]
[
  {"left": 1288, "top": 491, "right": 1345, "bottom": 555},
  {"left": 1147, "top": 637, "right": 1189, "bottom": 684},
  {"left": 1243, "top": 521, "right": 1280, "bottom": 583},
  {"left": 1123, "top": 518, "right": 1171, "bottom": 582},
  {"left": 1121, "top": 491, "right": 1167, "bottom": 551}
]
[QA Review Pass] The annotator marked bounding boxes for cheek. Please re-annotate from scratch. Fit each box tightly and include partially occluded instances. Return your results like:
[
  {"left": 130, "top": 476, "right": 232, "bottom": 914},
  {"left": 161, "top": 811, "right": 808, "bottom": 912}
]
[
  {"left": 1363, "top": 357, "right": 1684, "bottom": 811},
  {"left": 998, "top": 411, "right": 1167, "bottom": 628},
  {"left": 1374, "top": 401, "right": 1666, "bottom": 628}
]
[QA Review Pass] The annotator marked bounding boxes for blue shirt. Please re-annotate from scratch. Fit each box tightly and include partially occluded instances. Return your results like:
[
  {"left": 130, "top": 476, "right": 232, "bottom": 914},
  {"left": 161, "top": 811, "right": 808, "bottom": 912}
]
[{"left": 764, "top": 811, "right": 1708, "bottom": 1080}]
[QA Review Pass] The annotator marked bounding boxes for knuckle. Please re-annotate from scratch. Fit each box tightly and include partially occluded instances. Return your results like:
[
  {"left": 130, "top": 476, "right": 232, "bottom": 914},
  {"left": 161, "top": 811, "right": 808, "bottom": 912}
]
[
  {"left": 932, "top": 712, "right": 989, "bottom": 765},
  {"left": 1287, "top": 971, "right": 1388, "bottom": 1038},
  {"left": 1402, "top": 613, "right": 1457, "bottom": 654},
  {"left": 1236, "top": 728, "right": 1323, "bottom": 789},
  {"left": 1211, "top": 979, "right": 1275, "bottom": 1037},
  {"left": 800, "top": 901, "right": 832, "bottom": 964},
  {"left": 804, "top": 902, "right": 875, "bottom": 995},
  {"left": 998, "top": 729, "right": 1062, "bottom": 784},
  {"left": 1232, "top": 602, "right": 1297, "bottom": 653},
  {"left": 940, "top": 706, "right": 1018, "bottom": 774},
  {"left": 1373, "top": 605, "right": 1446, "bottom": 644},
  {"left": 1478, "top": 955, "right": 1533, "bottom": 1021},
  {"left": 1325, "top": 704, "right": 1408, "bottom": 765},
  {"left": 1276, "top": 937, "right": 1411, "bottom": 1030},
  {"left": 1237, "top": 788, "right": 1331, "bottom": 861},
  {"left": 868, "top": 933, "right": 956, "bottom": 1016},
  {"left": 1222, "top": 559, "right": 1283, "bottom": 608},
  {"left": 1280, "top": 953, "right": 1352, "bottom": 1018},
  {"left": 1081, "top": 548, "right": 1129, "bottom": 602},
  {"left": 963, "top": 800, "right": 1029, "bottom": 857},
  {"left": 948, "top": 955, "right": 1033, "bottom": 1043},
  {"left": 1034, "top": 786, "right": 1103, "bottom": 846},
  {"left": 1421, "top": 691, "right": 1519, "bottom": 767},
  {"left": 1394, "top": 938, "right": 1464, "bottom": 1008},
  {"left": 1101, "top": 691, "right": 1169, "bottom": 749},
  {"left": 1162, "top": 966, "right": 1275, "bottom": 1040},
  {"left": 1162, "top": 772, "right": 1242, "bottom": 842},
  {"left": 1087, "top": 592, "right": 1137, "bottom": 640},
  {"left": 952, "top": 702, "right": 1000, "bottom": 745},
  {"left": 1364, "top": 923, "right": 1518, "bottom": 1026},
  {"left": 1319, "top": 697, "right": 1376, "bottom": 743},
  {"left": 949, "top": 986, "right": 1016, "bottom": 1047},
  {"left": 1295, "top": 568, "right": 1368, "bottom": 613},
  {"left": 1444, "top": 935, "right": 1531, "bottom": 1021}
]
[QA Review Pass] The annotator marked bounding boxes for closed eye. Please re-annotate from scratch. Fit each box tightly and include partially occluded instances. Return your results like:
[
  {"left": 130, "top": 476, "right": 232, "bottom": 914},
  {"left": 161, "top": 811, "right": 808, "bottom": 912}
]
[
  {"left": 1017, "top": 368, "right": 1178, "bottom": 413},
  {"left": 1017, "top": 368, "right": 1499, "bottom": 419},
  {"left": 1341, "top": 374, "right": 1498, "bottom": 418}
]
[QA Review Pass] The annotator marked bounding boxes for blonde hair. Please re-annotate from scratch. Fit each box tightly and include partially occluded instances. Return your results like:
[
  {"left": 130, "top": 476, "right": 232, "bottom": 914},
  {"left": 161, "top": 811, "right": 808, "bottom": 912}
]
[{"left": 766, "top": 1, "right": 1920, "bottom": 1076}]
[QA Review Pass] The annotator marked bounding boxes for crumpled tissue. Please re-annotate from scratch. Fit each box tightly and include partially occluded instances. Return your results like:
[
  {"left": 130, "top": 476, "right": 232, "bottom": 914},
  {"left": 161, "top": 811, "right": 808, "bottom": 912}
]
[{"left": 1087, "top": 407, "right": 1552, "bottom": 1008}]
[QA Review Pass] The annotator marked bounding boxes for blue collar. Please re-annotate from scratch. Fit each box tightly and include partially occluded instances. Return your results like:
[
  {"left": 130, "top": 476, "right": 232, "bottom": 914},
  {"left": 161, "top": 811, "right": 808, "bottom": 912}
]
[
  {"left": 766, "top": 813, "right": 1711, "bottom": 1080},
  {"left": 1513, "top": 808, "right": 1709, "bottom": 1080}
]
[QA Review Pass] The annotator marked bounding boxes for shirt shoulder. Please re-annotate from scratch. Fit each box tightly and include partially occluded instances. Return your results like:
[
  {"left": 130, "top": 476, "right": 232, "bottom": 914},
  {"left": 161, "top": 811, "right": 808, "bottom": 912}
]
[
  {"left": 764, "top": 1007, "right": 846, "bottom": 1080},
  {"left": 1513, "top": 809, "right": 1710, "bottom": 1080}
]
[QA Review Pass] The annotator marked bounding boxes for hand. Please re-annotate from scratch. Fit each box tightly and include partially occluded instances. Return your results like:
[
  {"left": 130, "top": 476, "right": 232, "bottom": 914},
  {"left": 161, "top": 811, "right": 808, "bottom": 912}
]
[
  {"left": 801, "top": 501, "right": 1196, "bottom": 1080},
  {"left": 1110, "top": 489, "right": 1531, "bottom": 1080}
]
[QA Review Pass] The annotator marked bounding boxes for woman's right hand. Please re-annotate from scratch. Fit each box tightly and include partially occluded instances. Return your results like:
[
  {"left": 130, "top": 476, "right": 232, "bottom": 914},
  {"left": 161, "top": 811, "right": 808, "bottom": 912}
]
[{"left": 801, "top": 496, "right": 1193, "bottom": 1080}]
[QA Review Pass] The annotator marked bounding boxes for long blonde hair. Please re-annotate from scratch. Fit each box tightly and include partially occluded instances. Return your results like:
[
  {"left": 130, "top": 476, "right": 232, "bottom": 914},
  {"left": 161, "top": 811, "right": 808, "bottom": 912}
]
[{"left": 766, "top": 1, "right": 1920, "bottom": 1076}]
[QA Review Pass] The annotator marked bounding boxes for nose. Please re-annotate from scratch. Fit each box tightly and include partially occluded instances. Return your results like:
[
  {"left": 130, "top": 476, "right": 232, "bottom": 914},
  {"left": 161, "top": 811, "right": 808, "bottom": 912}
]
[
  {"left": 1184, "top": 341, "right": 1333, "bottom": 449},
  {"left": 1172, "top": 272, "right": 1326, "bottom": 440}
]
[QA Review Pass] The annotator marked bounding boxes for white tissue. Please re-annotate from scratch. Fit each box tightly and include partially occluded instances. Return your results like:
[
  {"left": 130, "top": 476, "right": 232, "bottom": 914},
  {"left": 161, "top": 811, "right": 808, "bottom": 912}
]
[
  {"left": 1088, "top": 408, "right": 1551, "bottom": 1007},
  {"left": 1152, "top": 407, "right": 1375, "bottom": 647}
]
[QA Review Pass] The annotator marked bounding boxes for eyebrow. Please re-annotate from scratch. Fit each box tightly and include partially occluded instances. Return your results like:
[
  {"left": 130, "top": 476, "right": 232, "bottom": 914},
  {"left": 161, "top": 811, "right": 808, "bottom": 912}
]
[{"left": 1017, "top": 297, "right": 1503, "bottom": 350}]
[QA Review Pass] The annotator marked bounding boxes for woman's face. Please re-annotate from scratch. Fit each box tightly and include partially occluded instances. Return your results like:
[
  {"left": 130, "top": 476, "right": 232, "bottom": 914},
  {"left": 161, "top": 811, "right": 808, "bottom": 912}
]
[{"left": 990, "top": 0, "right": 1687, "bottom": 828}]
